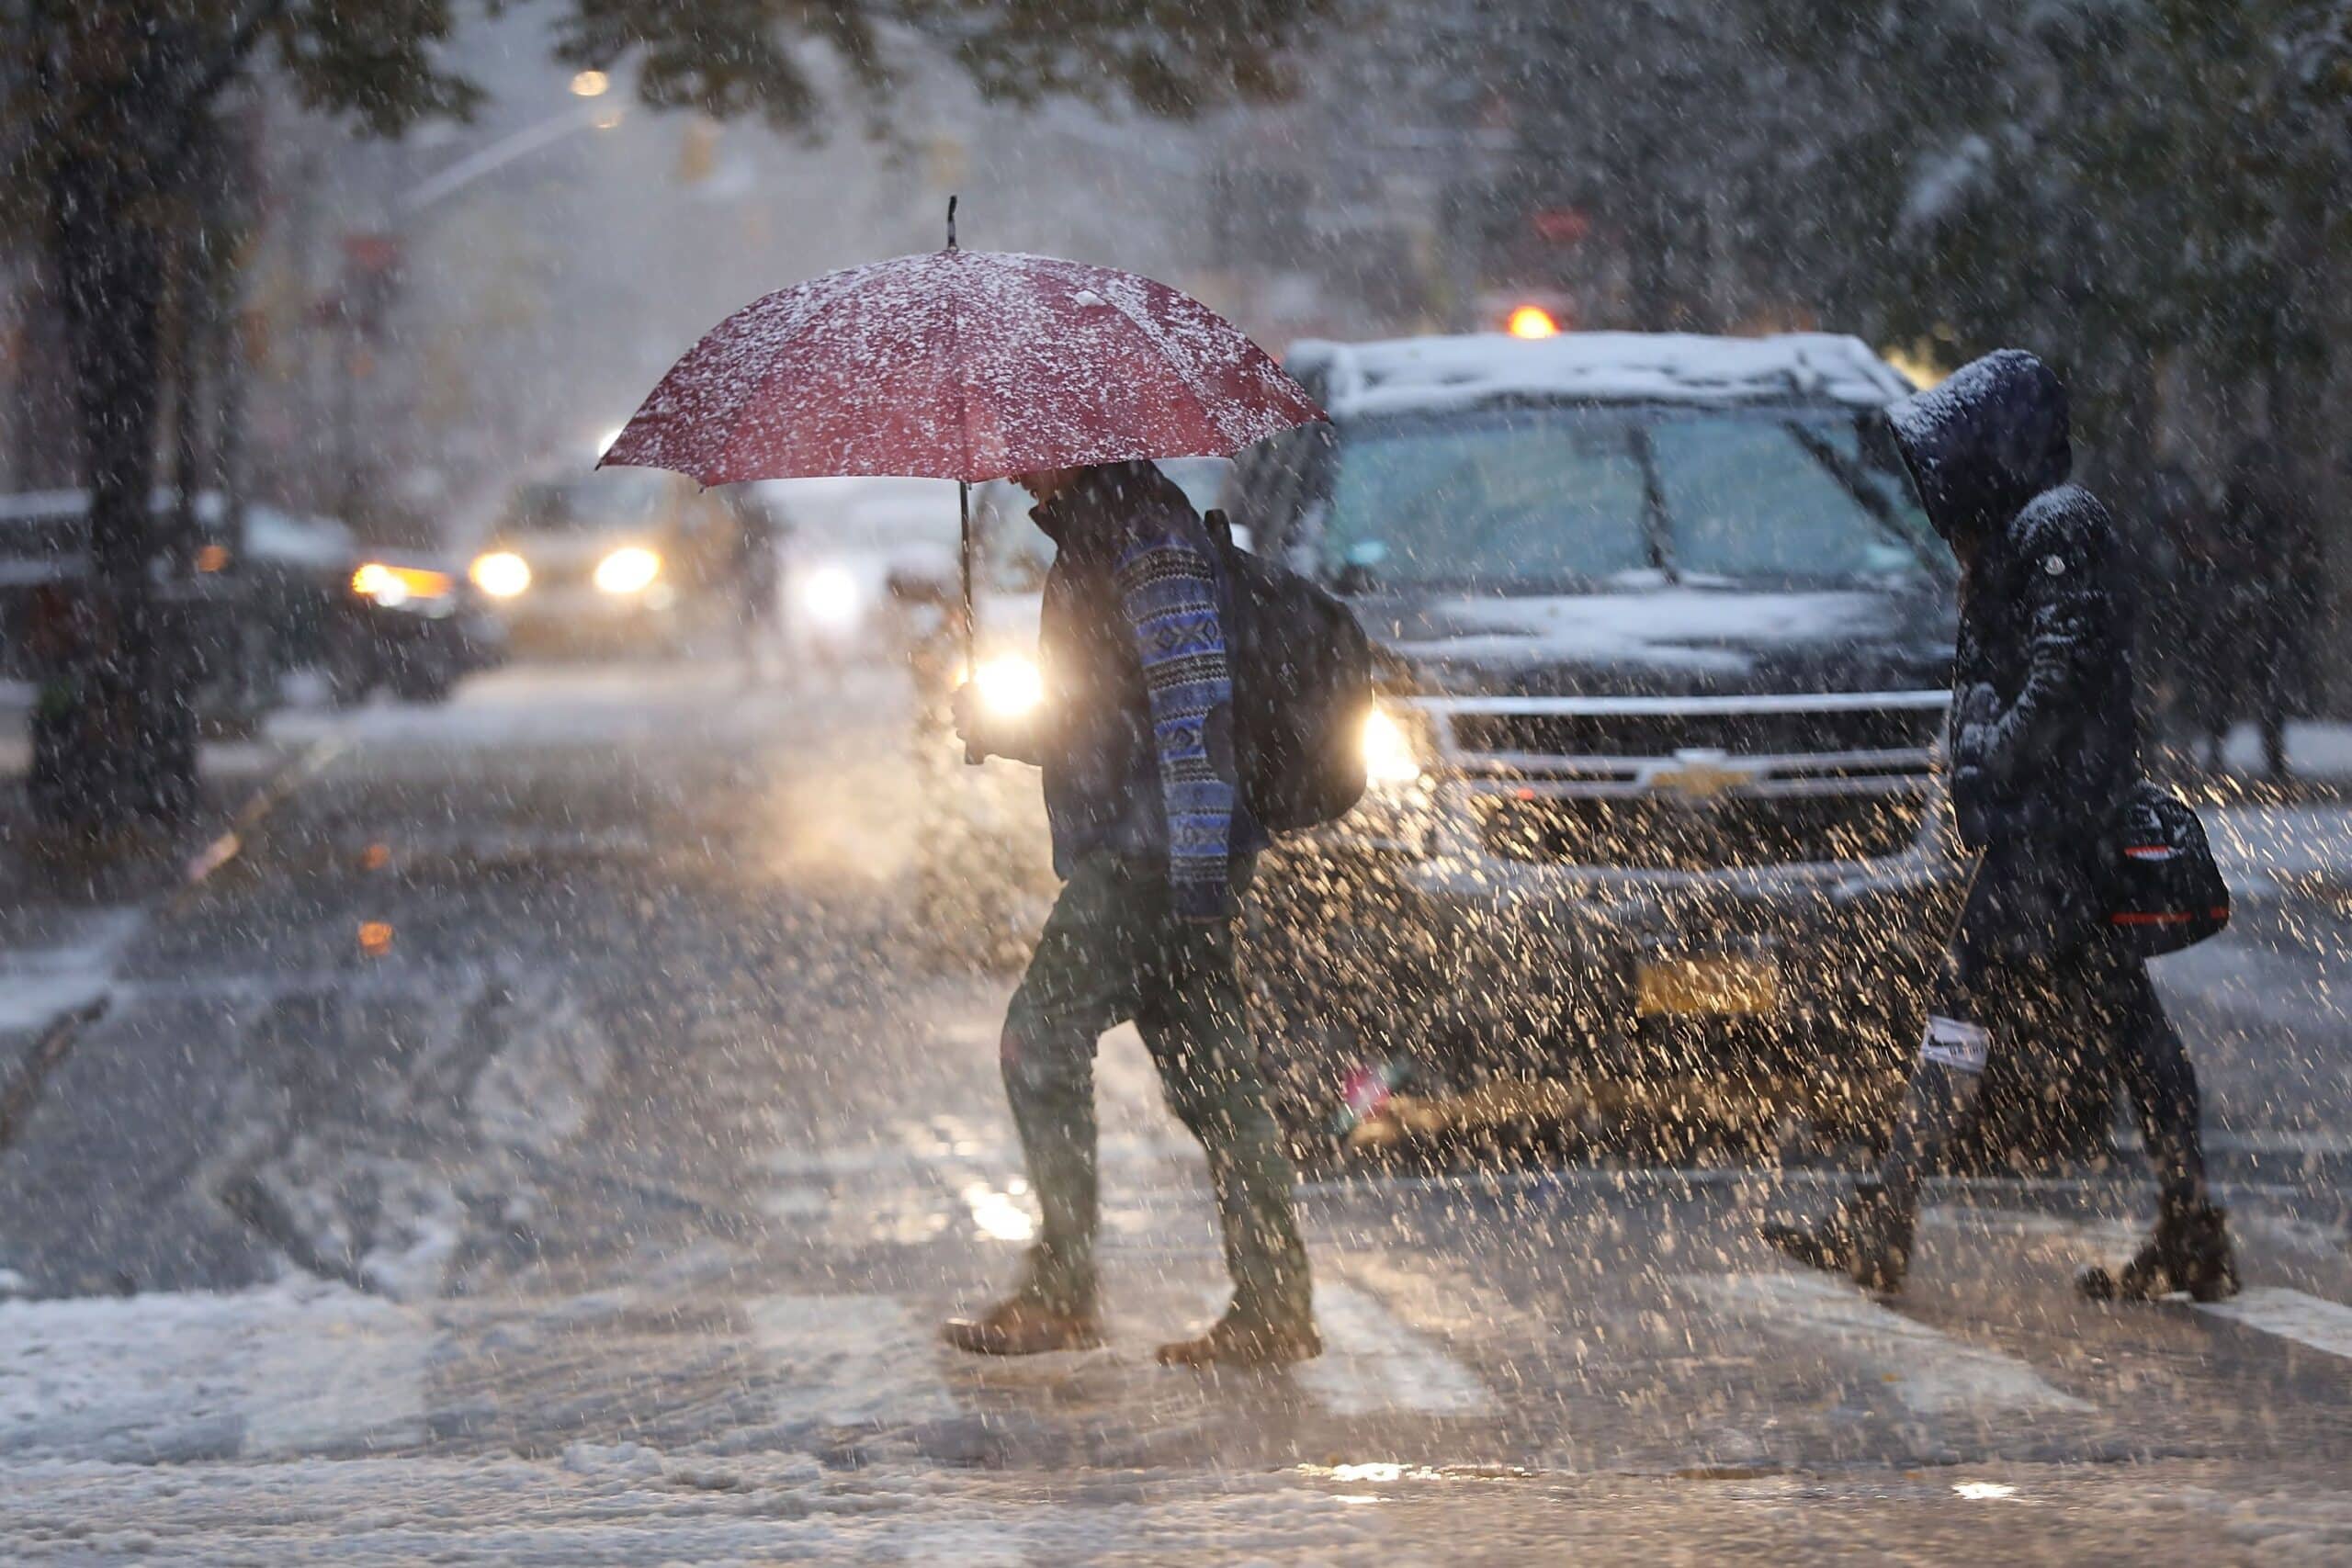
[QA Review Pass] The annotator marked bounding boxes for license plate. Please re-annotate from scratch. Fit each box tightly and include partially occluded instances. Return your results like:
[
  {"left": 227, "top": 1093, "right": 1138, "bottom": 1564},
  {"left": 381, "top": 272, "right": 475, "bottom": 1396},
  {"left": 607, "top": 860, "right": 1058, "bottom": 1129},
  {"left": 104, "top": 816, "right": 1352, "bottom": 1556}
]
[{"left": 1635, "top": 954, "right": 1781, "bottom": 1017}]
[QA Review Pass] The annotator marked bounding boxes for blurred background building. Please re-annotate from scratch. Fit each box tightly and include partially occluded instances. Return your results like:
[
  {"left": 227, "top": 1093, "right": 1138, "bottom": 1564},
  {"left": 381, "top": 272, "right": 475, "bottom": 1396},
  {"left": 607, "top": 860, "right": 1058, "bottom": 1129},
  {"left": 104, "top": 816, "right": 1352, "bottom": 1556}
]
[{"left": 5, "top": 0, "right": 2347, "bottom": 706}]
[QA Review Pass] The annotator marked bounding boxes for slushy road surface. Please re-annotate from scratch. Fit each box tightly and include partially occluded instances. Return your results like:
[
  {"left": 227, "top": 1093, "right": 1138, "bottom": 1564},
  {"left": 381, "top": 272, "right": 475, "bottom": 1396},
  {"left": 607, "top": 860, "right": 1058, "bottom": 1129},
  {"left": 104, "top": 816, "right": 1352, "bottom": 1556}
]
[{"left": 3, "top": 662, "right": 2348, "bottom": 1562}]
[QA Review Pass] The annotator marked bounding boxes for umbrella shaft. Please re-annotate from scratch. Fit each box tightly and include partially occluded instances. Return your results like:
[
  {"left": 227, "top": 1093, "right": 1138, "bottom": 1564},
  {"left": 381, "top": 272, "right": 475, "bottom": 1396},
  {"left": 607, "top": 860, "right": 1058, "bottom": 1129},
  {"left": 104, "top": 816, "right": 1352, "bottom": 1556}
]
[
  {"left": 960, "top": 479, "right": 979, "bottom": 766},
  {"left": 958, "top": 479, "right": 975, "bottom": 664}
]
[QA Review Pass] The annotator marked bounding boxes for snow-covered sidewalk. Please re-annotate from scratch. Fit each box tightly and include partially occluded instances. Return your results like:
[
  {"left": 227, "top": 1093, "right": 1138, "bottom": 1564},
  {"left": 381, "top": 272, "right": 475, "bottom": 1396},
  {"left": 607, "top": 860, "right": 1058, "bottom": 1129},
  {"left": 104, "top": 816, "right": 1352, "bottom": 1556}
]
[
  {"left": 2215, "top": 718, "right": 2352, "bottom": 782},
  {"left": 6, "top": 1436, "right": 2352, "bottom": 1563}
]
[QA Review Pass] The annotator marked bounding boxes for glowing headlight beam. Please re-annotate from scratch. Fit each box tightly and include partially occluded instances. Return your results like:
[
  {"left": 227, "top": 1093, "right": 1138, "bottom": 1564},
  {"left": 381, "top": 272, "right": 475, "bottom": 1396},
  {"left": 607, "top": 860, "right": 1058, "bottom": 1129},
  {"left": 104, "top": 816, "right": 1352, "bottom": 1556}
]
[
  {"left": 1362, "top": 705, "right": 1424, "bottom": 786},
  {"left": 798, "top": 565, "right": 864, "bottom": 629},
  {"left": 593, "top": 546, "right": 662, "bottom": 595},
  {"left": 973, "top": 655, "right": 1046, "bottom": 716},
  {"left": 352, "top": 562, "right": 453, "bottom": 606},
  {"left": 1507, "top": 304, "right": 1560, "bottom": 340},
  {"left": 469, "top": 551, "right": 532, "bottom": 598}
]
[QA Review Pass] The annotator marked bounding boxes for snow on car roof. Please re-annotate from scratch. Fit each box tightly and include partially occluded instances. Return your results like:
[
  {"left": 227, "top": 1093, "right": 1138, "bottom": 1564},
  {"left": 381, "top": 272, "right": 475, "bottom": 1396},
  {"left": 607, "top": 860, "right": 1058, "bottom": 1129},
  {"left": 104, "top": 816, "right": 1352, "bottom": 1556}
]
[
  {"left": 0, "top": 489, "right": 353, "bottom": 567},
  {"left": 1288, "top": 332, "right": 1914, "bottom": 420}
]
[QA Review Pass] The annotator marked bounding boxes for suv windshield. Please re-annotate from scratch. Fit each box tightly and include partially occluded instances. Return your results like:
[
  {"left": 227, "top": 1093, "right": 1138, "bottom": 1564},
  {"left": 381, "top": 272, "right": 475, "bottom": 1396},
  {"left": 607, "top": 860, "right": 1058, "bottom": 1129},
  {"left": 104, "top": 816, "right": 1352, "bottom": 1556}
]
[
  {"left": 503, "top": 474, "right": 670, "bottom": 535},
  {"left": 1321, "top": 404, "right": 1941, "bottom": 592}
]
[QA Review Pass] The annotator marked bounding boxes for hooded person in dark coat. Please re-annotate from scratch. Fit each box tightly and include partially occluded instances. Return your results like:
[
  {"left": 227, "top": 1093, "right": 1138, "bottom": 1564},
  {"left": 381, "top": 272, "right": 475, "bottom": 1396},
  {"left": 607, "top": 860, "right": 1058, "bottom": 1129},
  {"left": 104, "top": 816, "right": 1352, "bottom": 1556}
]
[{"left": 1765, "top": 350, "right": 2237, "bottom": 1301}]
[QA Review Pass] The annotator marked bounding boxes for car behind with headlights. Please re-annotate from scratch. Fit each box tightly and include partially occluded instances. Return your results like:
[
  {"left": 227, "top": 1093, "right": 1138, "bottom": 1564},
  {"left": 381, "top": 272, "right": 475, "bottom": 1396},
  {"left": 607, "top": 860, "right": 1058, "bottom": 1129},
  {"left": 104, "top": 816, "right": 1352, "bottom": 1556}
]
[
  {"left": 330, "top": 550, "right": 504, "bottom": 705},
  {"left": 741, "top": 476, "right": 962, "bottom": 672},
  {"left": 1230, "top": 332, "right": 1969, "bottom": 1148},
  {"left": 467, "top": 470, "right": 734, "bottom": 653},
  {"left": 0, "top": 488, "right": 364, "bottom": 735}
]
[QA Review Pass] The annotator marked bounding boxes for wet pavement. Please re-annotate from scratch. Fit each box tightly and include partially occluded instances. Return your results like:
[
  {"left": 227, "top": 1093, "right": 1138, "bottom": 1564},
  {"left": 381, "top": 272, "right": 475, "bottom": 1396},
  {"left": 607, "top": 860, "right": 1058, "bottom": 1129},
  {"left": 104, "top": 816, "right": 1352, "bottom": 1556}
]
[{"left": 2, "top": 660, "right": 2349, "bottom": 1562}]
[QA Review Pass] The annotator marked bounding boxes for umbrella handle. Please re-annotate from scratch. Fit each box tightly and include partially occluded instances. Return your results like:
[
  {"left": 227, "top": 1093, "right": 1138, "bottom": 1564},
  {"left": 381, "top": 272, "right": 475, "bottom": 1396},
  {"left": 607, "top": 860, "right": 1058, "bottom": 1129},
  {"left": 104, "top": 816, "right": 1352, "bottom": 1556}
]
[{"left": 959, "top": 477, "right": 981, "bottom": 767}]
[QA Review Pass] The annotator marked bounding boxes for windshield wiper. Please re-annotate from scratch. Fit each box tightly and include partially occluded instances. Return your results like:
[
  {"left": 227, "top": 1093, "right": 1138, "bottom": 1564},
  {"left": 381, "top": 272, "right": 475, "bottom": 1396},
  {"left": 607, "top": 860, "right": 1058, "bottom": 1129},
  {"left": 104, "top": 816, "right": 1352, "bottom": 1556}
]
[
  {"left": 1625, "top": 423, "right": 1677, "bottom": 583},
  {"left": 1779, "top": 421, "right": 1951, "bottom": 579}
]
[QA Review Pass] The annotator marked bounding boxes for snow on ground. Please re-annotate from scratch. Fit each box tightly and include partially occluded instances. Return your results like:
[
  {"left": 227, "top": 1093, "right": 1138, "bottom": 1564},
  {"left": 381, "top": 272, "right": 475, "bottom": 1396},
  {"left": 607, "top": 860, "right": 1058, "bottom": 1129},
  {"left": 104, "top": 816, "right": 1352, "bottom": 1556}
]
[
  {"left": 264, "top": 660, "right": 899, "bottom": 751},
  {"left": 2152, "top": 925, "right": 2346, "bottom": 1048},
  {"left": 0, "top": 1450, "right": 1397, "bottom": 1564},
  {"left": 6, "top": 1449, "right": 2352, "bottom": 1563},
  {"left": 0, "top": 1280, "right": 429, "bottom": 1464},
  {"left": 2206, "top": 795, "right": 2352, "bottom": 895},
  {"left": 220, "top": 968, "right": 619, "bottom": 1303},
  {"left": 2215, "top": 719, "right": 2352, "bottom": 784},
  {"left": 0, "top": 909, "right": 141, "bottom": 1032}
]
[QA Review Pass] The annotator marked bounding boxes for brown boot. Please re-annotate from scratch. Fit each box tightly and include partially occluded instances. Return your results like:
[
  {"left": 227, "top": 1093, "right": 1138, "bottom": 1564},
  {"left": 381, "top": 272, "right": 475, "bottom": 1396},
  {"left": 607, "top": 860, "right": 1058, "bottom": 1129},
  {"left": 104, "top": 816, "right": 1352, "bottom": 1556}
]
[
  {"left": 1155, "top": 1311, "right": 1322, "bottom": 1369},
  {"left": 940, "top": 1296, "right": 1104, "bottom": 1357},
  {"left": 1761, "top": 1186, "right": 1916, "bottom": 1294},
  {"left": 2078, "top": 1195, "right": 2239, "bottom": 1303}
]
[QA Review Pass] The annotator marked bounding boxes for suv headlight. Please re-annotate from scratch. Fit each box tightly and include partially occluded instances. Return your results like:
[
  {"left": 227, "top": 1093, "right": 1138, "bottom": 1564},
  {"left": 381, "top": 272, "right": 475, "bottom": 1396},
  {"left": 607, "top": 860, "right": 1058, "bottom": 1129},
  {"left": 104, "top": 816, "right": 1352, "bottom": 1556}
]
[
  {"left": 469, "top": 551, "right": 531, "bottom": 598},
  {"left": 593, "top": 547, "right": 662, "bottom": 595},
  {"left": 1362, "top": 702, "right": 1427, "bottom": 787},
  {"left": 973, "top": 654, "right": 1046, "bottom": 716},
  {"left": 798, "top": 565, "right": 864, "bottom": 628}
]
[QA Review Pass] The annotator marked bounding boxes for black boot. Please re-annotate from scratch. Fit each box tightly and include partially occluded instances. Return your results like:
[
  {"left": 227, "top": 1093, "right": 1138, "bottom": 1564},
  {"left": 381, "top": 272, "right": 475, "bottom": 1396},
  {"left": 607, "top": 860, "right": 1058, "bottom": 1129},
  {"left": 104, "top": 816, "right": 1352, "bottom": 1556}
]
[
  {"left": 1760, "top": 1034, "right": 1984, "bottom": 1296},
  {"left": 2077, "top": 1194, "right": 2239, "bottom": 1303},
  {"left": 1762, "top": 1186, "right": 1916, "bottom": 1293}
]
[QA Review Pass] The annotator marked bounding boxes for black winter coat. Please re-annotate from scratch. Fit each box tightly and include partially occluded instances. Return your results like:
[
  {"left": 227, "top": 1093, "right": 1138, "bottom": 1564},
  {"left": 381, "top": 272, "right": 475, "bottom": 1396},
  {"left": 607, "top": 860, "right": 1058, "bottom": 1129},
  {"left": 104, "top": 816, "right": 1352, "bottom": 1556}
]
[
  {"left": 1887, "top": 350, "right": 2139, "bottom": 954},
  {"left": 1030, "top": 462, "right": 1266, "bottom": 895}
]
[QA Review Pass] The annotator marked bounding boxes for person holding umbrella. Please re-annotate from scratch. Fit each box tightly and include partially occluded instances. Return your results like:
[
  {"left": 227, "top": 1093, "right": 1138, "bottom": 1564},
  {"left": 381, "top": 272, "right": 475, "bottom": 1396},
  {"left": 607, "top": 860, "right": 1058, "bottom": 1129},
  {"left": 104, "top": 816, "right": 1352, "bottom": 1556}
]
[
  {"left": 602, "top": 216, "right": 1327, "bottom": 1366},
  {"left": 942, "top": 458, "right": 1318, "bottom": 1367}
]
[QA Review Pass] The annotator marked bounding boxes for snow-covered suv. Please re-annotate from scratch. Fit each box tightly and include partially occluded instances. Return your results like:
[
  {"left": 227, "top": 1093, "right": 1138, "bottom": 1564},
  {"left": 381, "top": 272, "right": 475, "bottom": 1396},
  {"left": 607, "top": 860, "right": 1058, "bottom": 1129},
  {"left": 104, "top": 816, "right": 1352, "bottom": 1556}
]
[{"left": 1233, "top": 332, "right": 1968, "bottom": 1147}]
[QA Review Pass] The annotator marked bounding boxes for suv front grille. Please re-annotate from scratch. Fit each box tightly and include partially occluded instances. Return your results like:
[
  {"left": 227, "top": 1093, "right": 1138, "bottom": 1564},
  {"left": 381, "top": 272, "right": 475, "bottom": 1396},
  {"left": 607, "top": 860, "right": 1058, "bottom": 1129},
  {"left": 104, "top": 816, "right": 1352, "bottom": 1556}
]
[
  {"left": 1451, "top": 705, "right": 1941, "bottom": 760},
  {"left": 1475, "top": 792, "right": 1926, "bottom": 870},
  {"left": 527, "top": 557, "right": 596, "bottom": 592}
]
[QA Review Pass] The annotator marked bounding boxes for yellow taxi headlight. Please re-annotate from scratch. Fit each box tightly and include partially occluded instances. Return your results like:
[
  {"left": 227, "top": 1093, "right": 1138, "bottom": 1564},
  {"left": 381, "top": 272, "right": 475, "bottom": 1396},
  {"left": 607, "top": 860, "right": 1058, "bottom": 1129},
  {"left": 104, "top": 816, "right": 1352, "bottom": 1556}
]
[
  {"left": 353, "top": 562, "right": 452, "bottom": 606},
  {"left": 469, "top": 550, "right": 532, "bottom": 598},
  {"left": 593, "top": 547, "right": 662, "bottom": 595}
]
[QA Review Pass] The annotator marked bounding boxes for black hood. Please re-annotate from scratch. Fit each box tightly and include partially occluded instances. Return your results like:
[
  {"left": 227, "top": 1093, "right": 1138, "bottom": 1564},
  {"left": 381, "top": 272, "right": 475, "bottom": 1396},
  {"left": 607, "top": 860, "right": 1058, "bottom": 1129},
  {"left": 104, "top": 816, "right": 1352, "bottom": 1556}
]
[
  {"left": 1885, "top": 349, "right": 2070, "bottom": 547},
  {"left": 1028, "top": 460, "right": 1165, "bottom": 549}
]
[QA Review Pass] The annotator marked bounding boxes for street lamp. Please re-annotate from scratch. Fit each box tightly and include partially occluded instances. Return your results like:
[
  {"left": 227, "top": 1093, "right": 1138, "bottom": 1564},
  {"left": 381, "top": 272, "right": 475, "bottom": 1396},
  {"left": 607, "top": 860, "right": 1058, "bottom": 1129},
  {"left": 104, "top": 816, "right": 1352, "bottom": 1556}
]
[{"left": 571, "top": 69, "right": 610, "bottom": 98}]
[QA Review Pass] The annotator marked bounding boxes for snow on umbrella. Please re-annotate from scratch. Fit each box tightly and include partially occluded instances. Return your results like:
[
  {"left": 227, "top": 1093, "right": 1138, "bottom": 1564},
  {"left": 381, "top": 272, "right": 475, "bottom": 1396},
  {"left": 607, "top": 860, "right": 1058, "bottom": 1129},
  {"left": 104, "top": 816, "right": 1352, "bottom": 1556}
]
[
  {"left": 599, "top": 220, "right": 1325, "bottom": 671},
  {"left": 600, "top": 247, "right": 1322, "bottom": 486}
]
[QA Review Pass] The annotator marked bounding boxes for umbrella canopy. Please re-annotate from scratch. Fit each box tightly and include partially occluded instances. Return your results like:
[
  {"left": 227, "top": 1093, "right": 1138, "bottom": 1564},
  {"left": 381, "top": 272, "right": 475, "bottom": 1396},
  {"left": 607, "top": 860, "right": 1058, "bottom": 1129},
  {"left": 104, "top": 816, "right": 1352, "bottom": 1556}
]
[{"left": 600, "top": 248, "right": 1324, "bottom": 486}]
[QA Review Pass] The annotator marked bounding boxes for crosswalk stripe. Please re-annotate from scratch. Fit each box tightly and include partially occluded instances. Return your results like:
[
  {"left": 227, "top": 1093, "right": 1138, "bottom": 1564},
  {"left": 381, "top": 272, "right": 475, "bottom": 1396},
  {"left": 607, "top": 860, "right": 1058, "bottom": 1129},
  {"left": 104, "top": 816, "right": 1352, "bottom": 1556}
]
[
  {"left": 1295, "top": 1280, "right": 1496, "bottom": 1418},
  {"left": 1683, "top": 1273, "right": 2091, "bottom": 1416},
  {"left": 0, "top": 1286, "right": 430, "bottom": 1461},
  {"left": 748, "top": 1295, "right": 959, "bottom": 1427},
  {"left": 2195, "top": 1287, "right": 2352, "bottom": 1362},
  {"left": 0, "top": 908, "right": 141, "bottom": 1031},
  {"left": 242, "top": 1294, "right": 431, "bottom": 1456}
]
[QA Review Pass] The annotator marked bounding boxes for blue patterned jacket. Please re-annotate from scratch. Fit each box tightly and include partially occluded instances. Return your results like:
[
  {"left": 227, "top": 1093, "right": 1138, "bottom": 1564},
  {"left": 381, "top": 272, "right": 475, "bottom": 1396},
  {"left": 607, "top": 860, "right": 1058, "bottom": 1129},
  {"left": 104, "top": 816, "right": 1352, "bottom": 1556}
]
[{"left": 1031, "top": 462, "right": 1265, "bottom": 919}]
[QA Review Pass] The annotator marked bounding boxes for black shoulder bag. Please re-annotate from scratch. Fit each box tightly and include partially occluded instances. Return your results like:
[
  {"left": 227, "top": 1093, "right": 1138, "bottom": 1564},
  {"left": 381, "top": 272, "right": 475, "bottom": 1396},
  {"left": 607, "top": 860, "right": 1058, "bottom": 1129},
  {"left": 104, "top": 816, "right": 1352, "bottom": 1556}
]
[{"left": 2103, "top": 781, "right": 2231, "bottom": 956}]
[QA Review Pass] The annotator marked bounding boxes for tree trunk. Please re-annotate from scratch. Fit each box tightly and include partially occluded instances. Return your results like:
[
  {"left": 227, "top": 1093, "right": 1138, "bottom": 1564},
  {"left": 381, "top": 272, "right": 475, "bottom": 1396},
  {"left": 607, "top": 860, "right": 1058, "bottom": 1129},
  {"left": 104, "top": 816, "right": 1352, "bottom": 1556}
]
[{"left": 35, "top": 152, "right": 198, "bottom": 830}]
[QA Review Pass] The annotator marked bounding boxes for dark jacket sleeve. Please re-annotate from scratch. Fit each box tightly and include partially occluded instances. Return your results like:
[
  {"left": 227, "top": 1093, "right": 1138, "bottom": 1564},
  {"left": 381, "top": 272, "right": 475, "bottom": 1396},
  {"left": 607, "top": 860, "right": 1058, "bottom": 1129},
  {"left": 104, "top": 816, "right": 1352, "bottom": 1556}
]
[
  {"left": 1956, "top": 489, "right": 2113, "bottom": 803},
  {"left": 1113, "top": 506, "right": 1237, "bottom": 919}
]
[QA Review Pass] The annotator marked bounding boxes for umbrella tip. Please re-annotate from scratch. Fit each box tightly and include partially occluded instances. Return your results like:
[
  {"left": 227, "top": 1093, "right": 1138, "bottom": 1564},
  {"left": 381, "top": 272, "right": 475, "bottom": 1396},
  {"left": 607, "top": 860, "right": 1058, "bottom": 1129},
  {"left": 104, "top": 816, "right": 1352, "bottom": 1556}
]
[{"left": 946, "top": 194, "right": 957, "bottom": 251}]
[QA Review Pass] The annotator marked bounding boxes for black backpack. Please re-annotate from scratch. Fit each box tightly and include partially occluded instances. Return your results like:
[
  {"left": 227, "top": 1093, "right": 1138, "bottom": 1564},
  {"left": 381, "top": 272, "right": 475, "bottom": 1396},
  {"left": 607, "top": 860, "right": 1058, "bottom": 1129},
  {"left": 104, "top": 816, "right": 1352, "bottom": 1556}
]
[
  {"left": 2102, "top": 781, "right": 2231, "bottom": 956},
  {"left": 1204, "top": 510, "right": 1374, "bottom": 833}
]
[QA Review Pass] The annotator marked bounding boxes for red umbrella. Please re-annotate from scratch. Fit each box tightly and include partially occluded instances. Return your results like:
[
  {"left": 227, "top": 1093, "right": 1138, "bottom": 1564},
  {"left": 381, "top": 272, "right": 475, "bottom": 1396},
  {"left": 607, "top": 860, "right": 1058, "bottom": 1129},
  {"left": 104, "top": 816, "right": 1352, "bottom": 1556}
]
[{"left": 601, "top": 209, "right": 1324, "bottom": 665}]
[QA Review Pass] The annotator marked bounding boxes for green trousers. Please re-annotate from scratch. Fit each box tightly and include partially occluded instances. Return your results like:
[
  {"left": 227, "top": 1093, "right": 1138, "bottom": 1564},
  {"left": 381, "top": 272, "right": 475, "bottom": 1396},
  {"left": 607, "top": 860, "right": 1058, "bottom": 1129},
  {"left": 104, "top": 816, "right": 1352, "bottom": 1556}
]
[{"left": 1000, "top": 852, "right": 1311, "bottom": 1329}]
